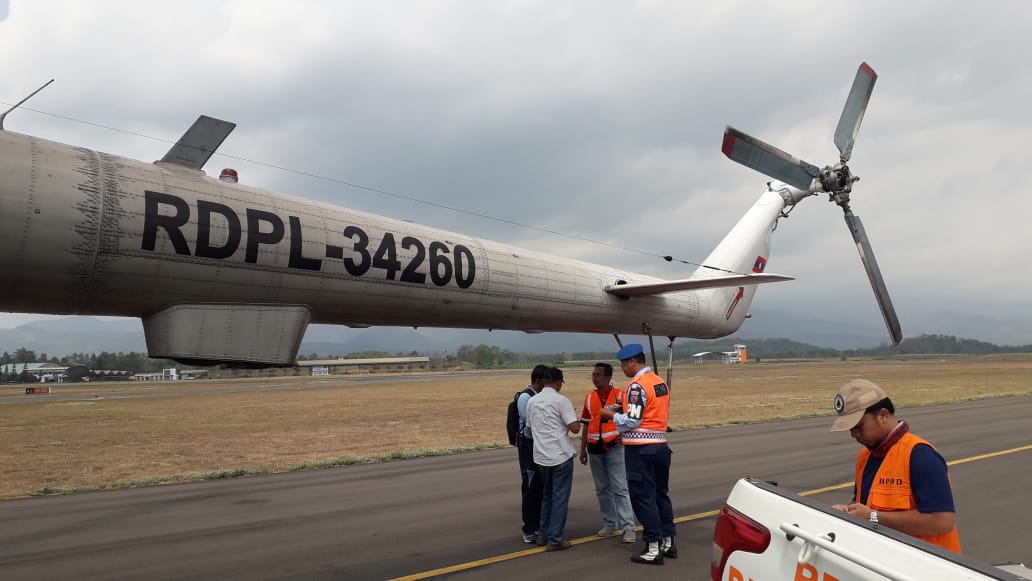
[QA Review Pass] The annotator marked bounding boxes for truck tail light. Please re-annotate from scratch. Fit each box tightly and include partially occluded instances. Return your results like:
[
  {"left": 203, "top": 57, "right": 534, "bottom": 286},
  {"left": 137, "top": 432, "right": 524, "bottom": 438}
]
[{"left": 711, "top": 504, "right": 771, "bottom": 580}]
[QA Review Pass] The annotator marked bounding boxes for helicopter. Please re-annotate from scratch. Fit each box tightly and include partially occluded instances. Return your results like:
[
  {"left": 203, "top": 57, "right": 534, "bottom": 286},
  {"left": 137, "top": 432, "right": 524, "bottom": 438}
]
[{"left": 0, "top": 63, "right": 898, "bottom": 368}]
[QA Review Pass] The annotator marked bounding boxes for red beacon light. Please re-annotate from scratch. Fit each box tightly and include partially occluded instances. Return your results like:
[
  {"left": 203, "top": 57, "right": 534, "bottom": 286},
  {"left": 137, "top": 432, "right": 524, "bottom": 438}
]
[{"left": 219, "top": 168, "right": 239, "bottom": 183}]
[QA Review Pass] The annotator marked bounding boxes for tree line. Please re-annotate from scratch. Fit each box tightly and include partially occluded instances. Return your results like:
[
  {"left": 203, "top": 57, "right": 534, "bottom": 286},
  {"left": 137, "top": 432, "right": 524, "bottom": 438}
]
[
  {"left": 2, "top": 334, "right": 1029, "bottom": 382},
  {"left": 566, "top": 334, "right": 1032, "bottom": 364},
  {"left": 297, "top": 345, "right": 561, "bottom": 369},
  {"left": 1, "top": 348, "right": 180, "bottom": 379}
]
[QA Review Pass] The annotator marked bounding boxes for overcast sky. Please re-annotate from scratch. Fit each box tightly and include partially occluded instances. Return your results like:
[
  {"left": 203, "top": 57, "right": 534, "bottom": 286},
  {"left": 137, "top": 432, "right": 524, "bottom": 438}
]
[{"left": 2, "top": 1, "right": 1031, "bottom": 342}]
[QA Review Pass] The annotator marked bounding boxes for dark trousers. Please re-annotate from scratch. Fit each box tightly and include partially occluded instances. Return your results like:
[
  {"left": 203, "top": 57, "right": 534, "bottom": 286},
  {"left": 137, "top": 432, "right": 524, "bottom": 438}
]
[
  {"left": 517, "top": 437, "right": 543, "bottom": 535},
  {"left": 624, "top": 443, "right": 674, "bottom": 543}
]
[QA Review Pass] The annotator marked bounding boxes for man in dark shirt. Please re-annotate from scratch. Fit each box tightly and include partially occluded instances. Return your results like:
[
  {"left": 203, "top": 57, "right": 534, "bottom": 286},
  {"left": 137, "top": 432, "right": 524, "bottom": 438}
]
[{"left": 829, "top": 379, "right": 961, "bottom": 552}]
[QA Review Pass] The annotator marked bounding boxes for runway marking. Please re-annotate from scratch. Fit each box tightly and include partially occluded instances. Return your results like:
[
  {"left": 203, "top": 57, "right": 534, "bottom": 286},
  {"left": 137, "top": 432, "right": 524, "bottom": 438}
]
[
  {"left": 798, "top": 443, "right": 1032, "bottom": 496},
  {"left": 945, "top": 443, "right": 1032, "bottom": 465},
  {"left": 389, "top": 443, "right": 1031, "bottom": 580}
]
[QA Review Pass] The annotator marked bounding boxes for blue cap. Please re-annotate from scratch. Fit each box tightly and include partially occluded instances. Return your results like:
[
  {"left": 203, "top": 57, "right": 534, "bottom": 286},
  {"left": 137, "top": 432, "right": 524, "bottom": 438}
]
[{"left": 616, "top": 343, "right": 644, "bottom": 360}]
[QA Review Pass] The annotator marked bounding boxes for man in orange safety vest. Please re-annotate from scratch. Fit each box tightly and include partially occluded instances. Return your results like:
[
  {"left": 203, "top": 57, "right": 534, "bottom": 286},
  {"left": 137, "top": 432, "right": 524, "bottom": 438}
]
[
  {"left": 579, "top": 362, "right": 636, "bottom": 543},
  {"left": 830, "top": 379, "right": 961, "bottom": 553}
]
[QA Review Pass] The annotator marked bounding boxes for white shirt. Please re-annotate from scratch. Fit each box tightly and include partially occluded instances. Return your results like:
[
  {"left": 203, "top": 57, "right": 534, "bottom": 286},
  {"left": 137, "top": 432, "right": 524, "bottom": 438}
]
[{"left": 526, "top": 386, "right": 578, "bottom": 466}]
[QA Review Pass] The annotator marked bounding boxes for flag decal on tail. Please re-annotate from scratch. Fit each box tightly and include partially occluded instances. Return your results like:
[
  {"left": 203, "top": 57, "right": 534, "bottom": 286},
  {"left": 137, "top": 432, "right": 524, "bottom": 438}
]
[{"left": 753, "top": 256, "right": 767, "bottom": 273}]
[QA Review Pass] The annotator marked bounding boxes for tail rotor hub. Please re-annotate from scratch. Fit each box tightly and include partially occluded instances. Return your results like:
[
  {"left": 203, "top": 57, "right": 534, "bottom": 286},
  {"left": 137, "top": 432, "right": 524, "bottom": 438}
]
[{"left": 820, "top": 163, "right": 859, "bottom": 207}]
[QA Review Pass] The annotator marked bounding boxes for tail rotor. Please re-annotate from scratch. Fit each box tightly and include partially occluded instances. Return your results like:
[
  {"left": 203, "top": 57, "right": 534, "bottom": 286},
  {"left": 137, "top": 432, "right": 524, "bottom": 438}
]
[{"left": 721, "top": 62, "right": 902, "bottom": 345}]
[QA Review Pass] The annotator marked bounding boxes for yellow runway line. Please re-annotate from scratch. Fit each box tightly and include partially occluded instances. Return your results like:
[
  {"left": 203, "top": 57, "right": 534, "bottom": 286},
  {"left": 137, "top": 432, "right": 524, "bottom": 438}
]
[
  {"left": 945, "top": 443, "right": 1032, "bottom": 466},
  {"left": 390, "top": 443, "right": 1030, "bottom": 580}
]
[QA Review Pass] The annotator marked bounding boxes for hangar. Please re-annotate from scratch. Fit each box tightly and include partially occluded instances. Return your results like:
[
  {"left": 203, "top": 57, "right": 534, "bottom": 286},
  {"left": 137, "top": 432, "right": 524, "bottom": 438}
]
[
  {"left": 296, "top": 357, "right": 430, "bottom": 375},
  {"left": 0, "top": 362, "right": 68, "bottom": 381}
]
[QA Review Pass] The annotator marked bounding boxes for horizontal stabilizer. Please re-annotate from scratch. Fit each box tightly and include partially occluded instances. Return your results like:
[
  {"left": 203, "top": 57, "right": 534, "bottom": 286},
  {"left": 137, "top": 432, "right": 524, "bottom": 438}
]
[
  {"left": 605, "top": 273, "right": 793, "bottom": 297},
  {"left": 159, "top": 115, "right": 236, "bottom": 170}
]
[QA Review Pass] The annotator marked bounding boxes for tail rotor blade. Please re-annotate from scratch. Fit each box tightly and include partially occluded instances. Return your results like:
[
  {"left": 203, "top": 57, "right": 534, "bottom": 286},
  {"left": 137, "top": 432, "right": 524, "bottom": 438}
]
[
  {"left": 722, "top": 126, "right": 822, "bottom": 191},
  {"left": 844, "top": 212, "right": 902, "bottom": 345},
  {"left": 834, "top": 63, "right": 877, "bottom": 162}
]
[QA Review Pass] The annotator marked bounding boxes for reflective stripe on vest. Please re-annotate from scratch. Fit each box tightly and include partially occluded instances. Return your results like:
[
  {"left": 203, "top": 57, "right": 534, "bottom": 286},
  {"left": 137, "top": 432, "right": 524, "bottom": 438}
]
[
  {"left": 584, "top": 388, "right": 621, "bottom": 443},
  {"left": 855, "top": 432, "right": 962, "bottom": 553},
  {"left": 622, "top": 429, "right": 667, "bottom": 444},
  {"left": 622, "top": 371, "right": 670, "bottom": 445}
]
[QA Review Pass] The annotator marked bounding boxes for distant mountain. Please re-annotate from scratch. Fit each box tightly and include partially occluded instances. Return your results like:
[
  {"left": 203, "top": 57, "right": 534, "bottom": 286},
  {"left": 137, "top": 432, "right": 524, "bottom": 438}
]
[
  {"left": 734, "top": 308, "right": 888, "bottom": 349},
  {"left": 297, "top": 326, "right": 616, "bottom": 357},
  {"left": 734, "top": 306, "right": 1032, "bottom": 349},
  {"left": 903, "top": 309, "right": 1032, "bottom": 347},
  {"left": 0, "top": 317, "right": 146, "bottom": 356},
  {"left": 2, "top": 306, "right": 1030, "bottom": 358}
]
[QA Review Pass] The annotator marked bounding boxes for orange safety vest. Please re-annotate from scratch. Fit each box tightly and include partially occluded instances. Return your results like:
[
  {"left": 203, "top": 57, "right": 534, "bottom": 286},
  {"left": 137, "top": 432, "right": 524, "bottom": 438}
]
[
  {"left": 855, "top": 432, "right": 962, "bottom": 553},
  {"left": 621, "top": 371, "right": 670, "bottom": 445},
  {"left": 583, "top": 387, "right": 622, "bottom": 446}
]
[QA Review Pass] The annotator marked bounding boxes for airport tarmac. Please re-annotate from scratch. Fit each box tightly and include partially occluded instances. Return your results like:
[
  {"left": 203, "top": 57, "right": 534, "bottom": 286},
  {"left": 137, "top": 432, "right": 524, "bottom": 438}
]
[{"left": 0, "top": 396, "right": 1028, "bottom": 580}]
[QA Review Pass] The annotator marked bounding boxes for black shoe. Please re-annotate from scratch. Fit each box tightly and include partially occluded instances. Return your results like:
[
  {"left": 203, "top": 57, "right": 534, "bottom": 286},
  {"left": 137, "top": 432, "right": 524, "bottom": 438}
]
[
  {"left": 630, "top": 542, "right": 664, "bottom": 565},
  {"left": 630, "top": 553, "right": 664, "bottom": 565},
  {"left": 662, "top": 541, "right": 678, "bottom": 559}
]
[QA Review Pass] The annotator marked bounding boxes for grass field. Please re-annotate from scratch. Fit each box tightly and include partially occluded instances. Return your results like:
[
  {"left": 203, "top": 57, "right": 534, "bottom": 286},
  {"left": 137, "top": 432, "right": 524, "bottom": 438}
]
[{"left": 2, "top": 355, "right": 1031, "bottom": 499}]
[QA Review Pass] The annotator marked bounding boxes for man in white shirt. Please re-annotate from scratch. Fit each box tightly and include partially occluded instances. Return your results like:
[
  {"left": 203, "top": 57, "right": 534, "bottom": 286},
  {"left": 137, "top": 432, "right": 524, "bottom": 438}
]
[{"left": 526, "top": 366, "right": 581, "bottom": 551}]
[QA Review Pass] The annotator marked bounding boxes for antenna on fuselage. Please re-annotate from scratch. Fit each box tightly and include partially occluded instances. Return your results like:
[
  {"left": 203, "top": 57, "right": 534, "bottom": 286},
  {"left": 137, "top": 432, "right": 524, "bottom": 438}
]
[{"left": 0, "top": 79, "right": 55, "bottom": 131}]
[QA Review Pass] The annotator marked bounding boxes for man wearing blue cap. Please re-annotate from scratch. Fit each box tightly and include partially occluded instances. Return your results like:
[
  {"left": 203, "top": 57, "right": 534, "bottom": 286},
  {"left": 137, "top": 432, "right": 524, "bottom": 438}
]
[{"left": 599, "top": 343, "right": 675, "bottom": 565}]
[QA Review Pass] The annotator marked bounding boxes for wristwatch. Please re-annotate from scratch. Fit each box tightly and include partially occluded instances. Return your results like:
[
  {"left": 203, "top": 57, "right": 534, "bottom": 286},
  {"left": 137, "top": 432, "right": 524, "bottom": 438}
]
[{"left": 869, "top": 510, "right": 879, "bottom": 524}]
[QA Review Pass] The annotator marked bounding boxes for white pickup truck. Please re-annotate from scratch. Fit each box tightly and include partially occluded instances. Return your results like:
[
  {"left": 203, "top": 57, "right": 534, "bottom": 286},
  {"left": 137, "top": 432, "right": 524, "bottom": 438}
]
[{"left": 712, "top": 478, "right": 1031, "bottom": 581}]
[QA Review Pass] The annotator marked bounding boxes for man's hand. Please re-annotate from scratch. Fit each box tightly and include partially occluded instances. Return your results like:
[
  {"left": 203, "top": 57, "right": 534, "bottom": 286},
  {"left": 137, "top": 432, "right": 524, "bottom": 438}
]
[
  {"left": 835, "top": 503, "right": 872, "bottom": 519},
  {"left": 832, "top": 503, "right": 956, "bottom": 536}
]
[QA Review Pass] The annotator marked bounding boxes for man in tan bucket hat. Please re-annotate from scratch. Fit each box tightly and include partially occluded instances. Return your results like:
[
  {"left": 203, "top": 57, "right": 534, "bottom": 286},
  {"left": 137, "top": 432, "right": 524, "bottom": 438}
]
[{"left": 830, "top": 379, "right": 961, "bottom": 553}]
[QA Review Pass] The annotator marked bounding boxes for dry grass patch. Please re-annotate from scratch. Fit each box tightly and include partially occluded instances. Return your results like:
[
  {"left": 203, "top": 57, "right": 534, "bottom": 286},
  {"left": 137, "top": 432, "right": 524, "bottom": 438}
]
[{"left": 2, "top": 356, "right": 1031, "bottom": 498}]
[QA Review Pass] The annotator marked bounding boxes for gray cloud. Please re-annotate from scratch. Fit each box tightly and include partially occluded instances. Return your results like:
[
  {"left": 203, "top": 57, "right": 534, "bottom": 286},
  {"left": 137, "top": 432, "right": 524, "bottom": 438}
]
[{"left": 2, "top": 0, "right": 1031, "bottom": 342}]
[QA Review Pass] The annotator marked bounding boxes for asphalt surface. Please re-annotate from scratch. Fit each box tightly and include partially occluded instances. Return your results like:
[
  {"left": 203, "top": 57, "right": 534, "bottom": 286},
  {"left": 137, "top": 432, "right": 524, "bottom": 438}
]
[{"left": 0, "top": 396, "right": 1029, "bottom": 580}]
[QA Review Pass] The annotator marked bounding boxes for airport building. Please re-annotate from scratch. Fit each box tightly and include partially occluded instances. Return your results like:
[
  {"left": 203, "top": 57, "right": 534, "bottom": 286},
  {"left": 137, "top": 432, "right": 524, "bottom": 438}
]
[
  {"left": 1, "top": 362, "right": 68, "bottom": 381},
  {"left": 3, "top": 363, "right": 137, "bottom": 382},
  {"left": 296, "top": 357, "right": 430, "bottom": 375}
]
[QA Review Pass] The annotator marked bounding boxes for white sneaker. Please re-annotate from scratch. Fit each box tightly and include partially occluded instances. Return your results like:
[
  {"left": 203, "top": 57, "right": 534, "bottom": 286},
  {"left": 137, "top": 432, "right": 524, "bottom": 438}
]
[
  {"left": 597, "top": 524, "right": 619, "bottom": 537},
  {"left": 622, "top": 529, "right": 636, "bottom": 543}
]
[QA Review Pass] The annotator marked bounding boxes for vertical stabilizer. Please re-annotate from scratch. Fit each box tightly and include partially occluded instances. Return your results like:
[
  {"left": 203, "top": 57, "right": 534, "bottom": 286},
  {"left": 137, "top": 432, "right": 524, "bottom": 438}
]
[{"left": 693, "top": 186, "right": 793, "bottom": 335}]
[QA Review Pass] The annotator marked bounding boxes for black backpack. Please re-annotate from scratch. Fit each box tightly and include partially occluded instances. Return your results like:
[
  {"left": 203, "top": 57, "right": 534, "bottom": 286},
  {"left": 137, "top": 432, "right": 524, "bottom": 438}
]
[{"left": 506, "top": 388, "right": 535, "bottom": 445}]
